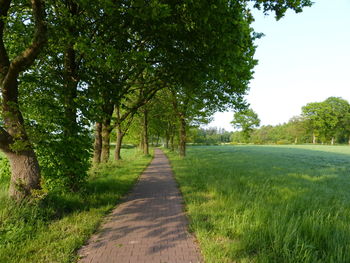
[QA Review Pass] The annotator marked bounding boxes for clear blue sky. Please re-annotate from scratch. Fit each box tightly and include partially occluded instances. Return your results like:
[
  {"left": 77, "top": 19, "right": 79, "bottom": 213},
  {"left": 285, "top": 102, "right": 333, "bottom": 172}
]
[{"left": 209, "top": 0, "right": 350, "bottom": 131}]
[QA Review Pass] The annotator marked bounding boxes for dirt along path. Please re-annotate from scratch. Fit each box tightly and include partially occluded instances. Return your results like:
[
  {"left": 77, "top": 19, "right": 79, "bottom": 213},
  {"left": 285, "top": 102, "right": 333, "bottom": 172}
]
[{"left": 78, "top": 148, "right": 202, "bottom": 263}]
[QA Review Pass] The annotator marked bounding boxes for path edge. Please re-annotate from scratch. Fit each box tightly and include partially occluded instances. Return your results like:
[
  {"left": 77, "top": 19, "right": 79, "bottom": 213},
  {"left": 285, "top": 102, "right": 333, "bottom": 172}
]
[{"left": 160, "top": 147, "right": 204, "bottom": 261}]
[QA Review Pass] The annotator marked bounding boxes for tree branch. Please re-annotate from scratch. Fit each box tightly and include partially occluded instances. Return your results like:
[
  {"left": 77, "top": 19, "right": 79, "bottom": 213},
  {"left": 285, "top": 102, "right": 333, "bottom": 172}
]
[
  {"left": 0, "top": 0, "right": 11, "bottom": 73},
  {"left": 3, "top": 0, "right": 47, "bottom": 87}
]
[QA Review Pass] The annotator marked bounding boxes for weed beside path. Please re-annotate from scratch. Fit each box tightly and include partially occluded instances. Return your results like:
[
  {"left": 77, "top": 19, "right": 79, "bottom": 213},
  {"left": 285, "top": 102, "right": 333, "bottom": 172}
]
[
  {"left": 167, "top": 145, "right": 350, "bottom": 263},
  {"left": 0, "top": 148, "right": 152, "bottom": 263}
]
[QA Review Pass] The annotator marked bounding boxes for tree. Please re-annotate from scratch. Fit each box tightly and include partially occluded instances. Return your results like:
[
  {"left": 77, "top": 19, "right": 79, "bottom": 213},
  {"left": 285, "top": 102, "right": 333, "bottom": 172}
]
[
  {"left": 285, "top": 116, "right": 306, "bottom": 144},
  {"left": 302, "top": 97, "right": 350, "bottom": 144},
  {"left": 231, "top": 108, "right": 260, "bottom": 142},
  {"left": 0, "top": 0, "right": 47, "bottom": 200},
  {"left": 20, "top": 1, "right": 96, "bottom": 191},
  {"left": 0, "top": 0, "right": 313, "bottom": 200}
]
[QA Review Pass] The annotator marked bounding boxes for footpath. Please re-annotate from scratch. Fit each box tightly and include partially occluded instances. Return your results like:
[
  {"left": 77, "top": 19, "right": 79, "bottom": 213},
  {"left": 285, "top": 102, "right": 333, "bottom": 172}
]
[{"left": 78, "top": 148, "right": 202, "bottom": 263}]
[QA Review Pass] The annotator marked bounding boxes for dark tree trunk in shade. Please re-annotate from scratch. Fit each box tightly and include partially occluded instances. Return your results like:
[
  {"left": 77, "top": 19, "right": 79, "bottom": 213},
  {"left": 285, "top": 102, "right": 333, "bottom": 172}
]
[
  {"left": 179, "top": 115, "right": 186, "bottom": 157},
  {"left": 165, "top": 130, "right": 170, "bottom": 149},
  {"left": 93, "top": 122, "right": 102, "bottom": 164},
  {"left": 170, "top": 133, "right": 175, "bottom": 151}
]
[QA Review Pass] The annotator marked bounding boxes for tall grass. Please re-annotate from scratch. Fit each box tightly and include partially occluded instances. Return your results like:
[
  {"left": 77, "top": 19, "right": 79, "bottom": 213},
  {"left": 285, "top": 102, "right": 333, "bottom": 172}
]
[
  {"left": 0, "top": 148, "right": 152, "bottom": 263},
  {"left": 167, "top": 145, "right": 350, "bottom": 263}
]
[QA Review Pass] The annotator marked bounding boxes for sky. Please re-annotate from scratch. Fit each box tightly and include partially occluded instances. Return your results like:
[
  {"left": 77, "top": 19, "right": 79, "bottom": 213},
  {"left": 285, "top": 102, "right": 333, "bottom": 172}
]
[{"left": 208, "top": 0, "right": 350, "bottom": 131}]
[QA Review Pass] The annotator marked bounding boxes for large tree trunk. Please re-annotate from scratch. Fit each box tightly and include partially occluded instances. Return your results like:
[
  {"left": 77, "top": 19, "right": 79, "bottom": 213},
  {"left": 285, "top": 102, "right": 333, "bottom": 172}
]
[
  {"left": 179, "top": 114, "right": 186, "bottom": 157},
  {"left": 93, "top": 122, "right": 102, "bottom": 164},
  {"left": 331, "top": 137, "right": 335, "bottom": 145},
  {"left": 142, "top": 108, "right": 149, "bottom": 155},
  {"left": 7, "top": 150, "right": 41, "bottom": 200},
  {"left": 1, "top": 79, "right": 42, "bottom": 201},
  {"left": 0, "top": 0, "right": 46, "bottom": 200},
  {"left": 114, "top": 124, "right": 124, "bottom": 161},
  {"left": 312, "top": 133, "right": 317, "bottom": 144},
  {"left": 100, "top": 101, "right": 114, "bottom": 163},
  {"left": 63, "top": 45, "right": 78, "bottom": 137},
  {"left": 101, "top": 119, "right": 112, "bottom": 163}
]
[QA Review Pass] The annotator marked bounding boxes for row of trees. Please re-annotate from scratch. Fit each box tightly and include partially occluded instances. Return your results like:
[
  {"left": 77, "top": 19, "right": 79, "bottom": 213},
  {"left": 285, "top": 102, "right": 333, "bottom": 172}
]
[
  {"left": 0, "top": 0, "right": 311, "bottom": 200},
  {"left": 231, "top": 97, "right": 350, "bottom": 145}
]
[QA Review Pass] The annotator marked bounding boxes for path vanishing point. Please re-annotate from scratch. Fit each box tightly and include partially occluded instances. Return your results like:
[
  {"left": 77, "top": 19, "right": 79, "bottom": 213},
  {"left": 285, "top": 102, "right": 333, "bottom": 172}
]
[{"left": 78, "top": 148, "right": 203, "bottom": 263}]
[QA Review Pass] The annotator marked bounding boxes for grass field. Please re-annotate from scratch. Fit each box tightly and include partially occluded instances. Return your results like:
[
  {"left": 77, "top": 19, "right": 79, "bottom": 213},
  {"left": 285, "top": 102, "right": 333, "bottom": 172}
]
[
  {"left": 167, "top": 145, "right": 350, "bottom": 263},
  {"left": 0, "top": 148, "right": 152, "bottom": 263}
]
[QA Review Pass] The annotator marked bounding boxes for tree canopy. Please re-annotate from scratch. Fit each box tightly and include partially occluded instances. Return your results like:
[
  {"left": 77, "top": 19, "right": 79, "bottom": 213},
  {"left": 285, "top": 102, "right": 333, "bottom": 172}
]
[{"left": 0, "top": 0, "right": 313, "bottom": 200}]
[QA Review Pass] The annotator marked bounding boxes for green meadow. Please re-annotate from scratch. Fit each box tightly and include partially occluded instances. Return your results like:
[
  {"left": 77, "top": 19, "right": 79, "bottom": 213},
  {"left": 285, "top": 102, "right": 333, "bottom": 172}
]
[
  {"left": 167, "top": 145, "right": 350, "bottom": 263},
  {"left": 0, "top": 148, "right": 152, "bottom": 263}
]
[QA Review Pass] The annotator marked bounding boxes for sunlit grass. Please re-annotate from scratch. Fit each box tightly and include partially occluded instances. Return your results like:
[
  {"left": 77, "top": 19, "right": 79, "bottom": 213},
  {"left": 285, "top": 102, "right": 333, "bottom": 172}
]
[
  {"left": 166, "top": 145, "right": 350, "bottom": 263},
  {"left": 0, "top": 147, "right": 152, "bottom": 263}
]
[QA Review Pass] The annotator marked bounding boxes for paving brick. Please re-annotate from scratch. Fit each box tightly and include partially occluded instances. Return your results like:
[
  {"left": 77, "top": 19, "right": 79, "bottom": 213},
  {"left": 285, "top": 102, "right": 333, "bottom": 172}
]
[{"left": 78, "top": 149, "right": 202, "bottom": 263}]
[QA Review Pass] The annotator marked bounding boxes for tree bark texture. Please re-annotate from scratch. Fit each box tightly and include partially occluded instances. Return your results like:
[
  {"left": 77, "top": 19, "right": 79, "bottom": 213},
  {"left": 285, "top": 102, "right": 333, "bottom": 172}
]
[
  {"left": 114, "top": 124, "right": 124, "bottom": 161},
  {"left": 100, "top": 100, "right": 114, "bottom": 163},
  {"left": 93, "top": 122, "right": 102, "bottom": 164},
  {"left": 139, "top": 132, "right": 144, "bottom": 151},
  {"left": 63, "top": 44, "right": 78, "bottom": 137},
  {"left": 101, "top": 120, "right": 112, "bottom": 163},
  {"left": 8, "top": 150, "right": 41, "bottom": 199},
  {"left": 0, "top": 0, "right": 47, "bottom": 200}
]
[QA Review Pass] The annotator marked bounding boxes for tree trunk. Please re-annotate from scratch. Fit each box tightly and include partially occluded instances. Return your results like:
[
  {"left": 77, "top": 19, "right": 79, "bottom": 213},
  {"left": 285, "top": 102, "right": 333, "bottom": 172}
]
[
  {"left": 0, "top": 0, "right": 46, "bottom": 200},
  {"left": 93, "top": 122, "right": 102, "bottom": 164},
  {"left": 101, "top": 120, "right": 111, "bottom": 163},
  {"left": 294, "top": 137, "right": 298, "bottom": 144},
  {"left": 1, "top": 81, "right": 42, "bottom": 200},
  {"left": 179, "top": 114, "right": 186, "bottom": 157},
  {"left": 100, "top": 101, "right": 114, "bottom": 163},
  {"left": 63, "top": 44, "right": 78, "bottom": 136},
  {"left": 165, "top": 136, "right": 169, "bottom": 149},
  {"left": 312, "top": 133, "right": 317, "bottom": 144},
  {"left": 139, "top": 132, "right": 144, "bottom": 151},
  {"left": 7, "top": 150, "right": 41, "bottom": 200},
  {"left": 165, "top": 129, "right": 170, "bottom": 149},
  {"left": 114, "top": 124, "right": 124, "bottom": 161},
  {"left": 156, "top": 134, "right": 160, "bottom": 147},
  {"left": 143, "top": 108, "right": 149, "bottom": 155},
  {"left": 1, "top": 78, "right": 42, "bottom": 200},
  {"left": 170, "top": 133, "right": 175, "bottom": 151},
  {"left": 331, "top": 137, "right": 335, "bottom": 145}
]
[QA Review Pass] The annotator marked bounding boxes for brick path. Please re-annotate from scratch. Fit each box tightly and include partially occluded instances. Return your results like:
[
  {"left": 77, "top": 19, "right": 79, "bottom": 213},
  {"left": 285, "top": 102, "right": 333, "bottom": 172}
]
[{"left": 78, "top": 148, "right": 202, "bottom": 263}]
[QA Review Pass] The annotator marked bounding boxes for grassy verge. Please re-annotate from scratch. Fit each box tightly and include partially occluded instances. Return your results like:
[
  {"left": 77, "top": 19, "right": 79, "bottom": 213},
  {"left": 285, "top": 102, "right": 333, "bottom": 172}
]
[
  {"left": 166, "top": 145, "right": 350, "bottom": 263},
  {"left": 0, "top": 147, "right": 152, "bottom": 263}
]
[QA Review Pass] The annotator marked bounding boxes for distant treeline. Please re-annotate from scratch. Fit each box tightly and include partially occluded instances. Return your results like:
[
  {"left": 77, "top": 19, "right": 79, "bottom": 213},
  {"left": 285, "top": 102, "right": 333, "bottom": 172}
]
[{"left": 190, "top": 97, "right": 350, "bottom": 145}]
